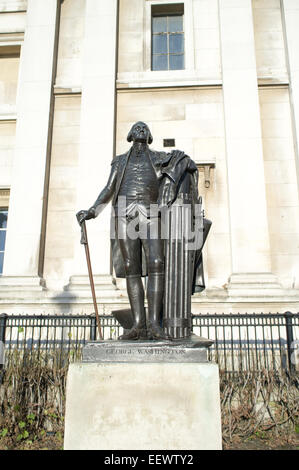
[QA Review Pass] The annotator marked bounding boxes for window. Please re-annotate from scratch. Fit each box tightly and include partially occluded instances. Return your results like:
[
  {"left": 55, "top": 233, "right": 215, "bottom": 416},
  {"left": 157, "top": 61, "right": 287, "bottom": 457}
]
[
  {"left": 151, "top": 4, "right": 184, "bottom": 71},
  {"left": 0, "top": 208, "right": 8, "bottom": 275}
]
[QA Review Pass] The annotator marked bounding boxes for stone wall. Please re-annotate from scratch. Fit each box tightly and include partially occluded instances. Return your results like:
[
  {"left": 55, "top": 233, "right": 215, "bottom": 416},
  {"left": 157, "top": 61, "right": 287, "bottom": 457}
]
[
  {"left": 43, "top": 95, "right": 81, "bottom": 289},
  {"left": 259, "top": 87, "right": 299, "bottom": 289},
  {"left": 0, "top": 121, "right": 15, "bottom": 189},
  {"left": 56, "top": 0, "right": 85, "bottom": 89},
  {"left": 252, "top": 0, "right": 287, "bottom": 81}
]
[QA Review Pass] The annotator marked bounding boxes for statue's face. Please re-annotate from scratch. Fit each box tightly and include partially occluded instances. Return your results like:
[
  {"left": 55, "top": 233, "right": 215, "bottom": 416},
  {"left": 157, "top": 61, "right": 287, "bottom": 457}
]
[{"left": 131, "top": 122, "right": 151, "bottom": 144}]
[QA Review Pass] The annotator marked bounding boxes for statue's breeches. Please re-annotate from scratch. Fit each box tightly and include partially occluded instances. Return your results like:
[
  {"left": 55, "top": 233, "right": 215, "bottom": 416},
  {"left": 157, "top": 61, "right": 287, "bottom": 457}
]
[{"left": 116, "top": 215, "right": 164, "bottom": 277}]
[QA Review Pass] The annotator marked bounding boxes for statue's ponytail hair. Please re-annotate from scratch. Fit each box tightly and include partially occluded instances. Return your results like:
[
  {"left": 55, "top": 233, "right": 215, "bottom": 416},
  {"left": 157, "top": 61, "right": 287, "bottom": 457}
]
[{"left": 148, "top": 131, "right": 153, "bottom": 145}]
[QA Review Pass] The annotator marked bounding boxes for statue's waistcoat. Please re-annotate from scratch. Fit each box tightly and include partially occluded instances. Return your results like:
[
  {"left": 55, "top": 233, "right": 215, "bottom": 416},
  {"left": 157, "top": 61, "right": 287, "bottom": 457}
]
[
  {"left": 112, "top": 147, "right": 164, "bottom": 210},
  {"left": 118, "top": 149, "right": 159, "bottom": 208}
]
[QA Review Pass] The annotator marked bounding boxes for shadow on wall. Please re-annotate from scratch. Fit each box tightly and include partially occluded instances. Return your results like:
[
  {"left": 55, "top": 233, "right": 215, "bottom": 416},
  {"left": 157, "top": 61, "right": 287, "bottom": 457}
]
[{"left": 51, "top": 291, "right": 78, "bottom": 315}]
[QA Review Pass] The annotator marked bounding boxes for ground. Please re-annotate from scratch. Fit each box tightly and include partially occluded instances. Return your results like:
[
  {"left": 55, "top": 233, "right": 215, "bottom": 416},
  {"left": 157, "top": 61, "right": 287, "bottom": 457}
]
[
  {"left": 223, "top": 433, "right": 299, "bottom": 450},
  {"left": 0, "top": 432, "right": 298, "bottom": 451}
]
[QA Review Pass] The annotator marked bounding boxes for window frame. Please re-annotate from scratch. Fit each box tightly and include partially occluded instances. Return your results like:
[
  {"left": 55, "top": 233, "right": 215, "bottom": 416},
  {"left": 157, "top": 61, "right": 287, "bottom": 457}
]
[
  {"left": 0, "top": 207, "right": 8, "bottom": 275},
  {"left": 144, "top": 0, "right": 194, "bottom": 73},
  {"left": 151, "top": 11, "right": 185, "bottom": 71},
  {"left": 0, "top": 189, "right": 10, "bottom": 276}
]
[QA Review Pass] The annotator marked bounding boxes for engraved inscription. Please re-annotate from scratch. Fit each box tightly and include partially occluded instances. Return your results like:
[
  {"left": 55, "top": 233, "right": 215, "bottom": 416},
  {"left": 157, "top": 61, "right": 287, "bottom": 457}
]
[{"left": 104, "top": 348, "right": 185, "bottom": 355}]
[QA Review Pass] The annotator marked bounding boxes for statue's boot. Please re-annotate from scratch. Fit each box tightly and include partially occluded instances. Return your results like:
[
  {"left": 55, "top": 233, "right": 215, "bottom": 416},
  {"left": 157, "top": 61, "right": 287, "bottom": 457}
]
[
  {"left": 119, "top": 275, "right": 147, "bottom": 340},
  {"left": 147, "top": 273, "right": 172, "bottom": 341}
]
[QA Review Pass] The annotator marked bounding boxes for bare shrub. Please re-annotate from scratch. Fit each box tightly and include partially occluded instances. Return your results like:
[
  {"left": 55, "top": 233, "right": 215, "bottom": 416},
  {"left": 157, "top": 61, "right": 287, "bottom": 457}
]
[
  {"left": 220, "top": 369, "right": 299, "bottom": 444},
  {"left": 0, "top": 349, "right": 80, "bottom": 448}
]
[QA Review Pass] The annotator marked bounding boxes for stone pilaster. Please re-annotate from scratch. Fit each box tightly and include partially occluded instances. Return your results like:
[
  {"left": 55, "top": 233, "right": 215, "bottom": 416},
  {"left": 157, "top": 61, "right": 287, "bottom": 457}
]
[
  {"left": 219, "top": 0, "right": 282, "bottom": 296},
  {"left": 282, "top": 0, "right": 299, "bottom": 194},
  {"left": 70, "top": 0, "right": 119, "bottom": 294},
  {"left": 1, "top": 0, "right": 59, "bottom": 291}
]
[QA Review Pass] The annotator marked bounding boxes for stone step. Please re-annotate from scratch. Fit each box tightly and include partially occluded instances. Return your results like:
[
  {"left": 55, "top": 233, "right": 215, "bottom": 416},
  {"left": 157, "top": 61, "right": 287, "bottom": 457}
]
[{"left": 65, "top": 275, "right": 118, "bottom": 292}]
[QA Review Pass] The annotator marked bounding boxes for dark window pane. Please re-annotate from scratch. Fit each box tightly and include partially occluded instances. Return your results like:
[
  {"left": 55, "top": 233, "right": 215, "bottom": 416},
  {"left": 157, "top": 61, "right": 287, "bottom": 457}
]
[
  {"left": 169, "top": 33, "right": 184, "bottom": 54},
  {"left": 152, "top": 34, "right": 167, "bottom": 54},
  {"left": 0, "top": 252, "right": 4, "bottom": 274},
  {"left": 0, "top": 211, "right": 7, "bottom": 229},
  {"left": 169, "top": 54, "right": 184, "bottom": 70},
  {"left": 0, "top": 231, "right": 6, "bottom": 252},
  {"left": 152, "top": 16, "right": 167, "bottom": 33},
  {"left": 168, "top": 15, "right": 183, "bottom": 32},
  {"left": 152, "top": 54, "right": 168, "bottom": 71}
]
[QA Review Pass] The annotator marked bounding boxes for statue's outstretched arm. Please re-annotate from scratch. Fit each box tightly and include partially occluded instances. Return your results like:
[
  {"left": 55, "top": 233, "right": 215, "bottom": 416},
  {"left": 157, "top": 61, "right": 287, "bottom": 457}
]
[
  {"left": 76, "top": 157, "right": 118, "bottom": 224},
  {"left": 89, "top": 158, "right": 119, "bottom": 217}
]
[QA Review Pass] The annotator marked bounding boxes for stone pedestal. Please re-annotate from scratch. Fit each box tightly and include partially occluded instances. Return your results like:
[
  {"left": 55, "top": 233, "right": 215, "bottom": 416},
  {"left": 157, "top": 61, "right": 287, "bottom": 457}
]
[{"left": 64, "top": 339, "right": 222, "bottom": 450}]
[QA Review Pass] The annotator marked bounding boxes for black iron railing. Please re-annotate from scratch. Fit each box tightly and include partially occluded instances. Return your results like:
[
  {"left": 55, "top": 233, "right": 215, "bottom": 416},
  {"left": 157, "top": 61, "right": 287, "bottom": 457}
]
[
  {"left": 192, "top": 312, "right": 298, "bottom": 374},
  {"left": 0, "top": 312, "right": 298, "bottom": 374}
]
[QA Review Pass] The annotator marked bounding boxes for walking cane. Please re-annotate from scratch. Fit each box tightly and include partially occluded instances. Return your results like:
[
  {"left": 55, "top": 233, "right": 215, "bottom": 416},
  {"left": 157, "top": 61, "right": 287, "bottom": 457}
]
[{"left": 77, "top": 213, "right": 103, "bottom": 340}]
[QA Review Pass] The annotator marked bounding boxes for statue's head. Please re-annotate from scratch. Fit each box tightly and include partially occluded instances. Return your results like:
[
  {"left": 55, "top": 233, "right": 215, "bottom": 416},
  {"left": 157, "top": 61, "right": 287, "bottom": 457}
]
[{"left": 127, "top": 121, "right": 153, "bottom": 145}]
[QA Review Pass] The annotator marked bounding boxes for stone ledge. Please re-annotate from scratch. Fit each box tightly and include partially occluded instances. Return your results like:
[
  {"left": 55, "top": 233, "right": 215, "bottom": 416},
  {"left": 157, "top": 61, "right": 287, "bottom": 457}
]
[
  {"left": 0, "top": 275, "right": 45, "bottom": 289},
  {"left": 82, "top": 335, "right": 213, "bottom": 364},
  {"left": 66, "top": 274, "right": 117, "bottom": 289},
  {"left": 0, "top": 1, "right": 27, "bottom": 13},
  {"left": 64, "top": 274, "right": 125, "bottom": 299}
]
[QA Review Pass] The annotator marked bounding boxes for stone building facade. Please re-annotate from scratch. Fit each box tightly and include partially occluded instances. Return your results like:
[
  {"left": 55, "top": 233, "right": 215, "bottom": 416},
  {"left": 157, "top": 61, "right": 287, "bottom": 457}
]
[{"left": 0, "top": 0, "right": 299, "bottom": 315}]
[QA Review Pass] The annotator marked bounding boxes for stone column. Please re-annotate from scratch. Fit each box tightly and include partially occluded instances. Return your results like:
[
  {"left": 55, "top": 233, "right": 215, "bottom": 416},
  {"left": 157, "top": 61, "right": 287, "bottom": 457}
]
[
  {"left": 69, "top": 0, "right": 119, "bottom": 294},
  {"left": 282, "top": 0, "right": 299, "bottom": 192},
  {"left": 219, "top": 0, "right": 282, "bottom": 296},
  {"left": 1, "top": 0, "right": 59, "bottom": 290}
]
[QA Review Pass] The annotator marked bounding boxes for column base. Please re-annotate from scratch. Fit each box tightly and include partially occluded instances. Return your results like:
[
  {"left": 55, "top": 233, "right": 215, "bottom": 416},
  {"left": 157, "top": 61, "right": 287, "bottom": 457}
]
[
  {"left": 65, "top": 274, "right": 122, "bottom": 298},
  {"left": 0, "top": 276, "right": 45, "bottom": 300},
  {"left": 227, "top": 273, "right": 284, "bottom": 298}
]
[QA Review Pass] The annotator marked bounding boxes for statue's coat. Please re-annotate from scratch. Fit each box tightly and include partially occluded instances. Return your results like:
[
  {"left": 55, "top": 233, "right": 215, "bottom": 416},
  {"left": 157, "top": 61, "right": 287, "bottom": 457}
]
[{"left": 91, "top": 148, "right": 211, "bottom": 293}]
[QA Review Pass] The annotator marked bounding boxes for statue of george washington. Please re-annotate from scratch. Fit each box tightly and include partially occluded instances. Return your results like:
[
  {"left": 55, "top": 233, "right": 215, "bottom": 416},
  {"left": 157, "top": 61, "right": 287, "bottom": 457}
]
[{"left": 77, "top": 121, "right": 211, "bottom": 341}]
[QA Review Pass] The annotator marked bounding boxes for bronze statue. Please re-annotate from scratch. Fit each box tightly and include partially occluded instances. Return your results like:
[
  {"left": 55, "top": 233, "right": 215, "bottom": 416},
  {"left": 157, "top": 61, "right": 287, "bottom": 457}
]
[{"left": 77, "top": 121, "right": 211, "bottom": 341}]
